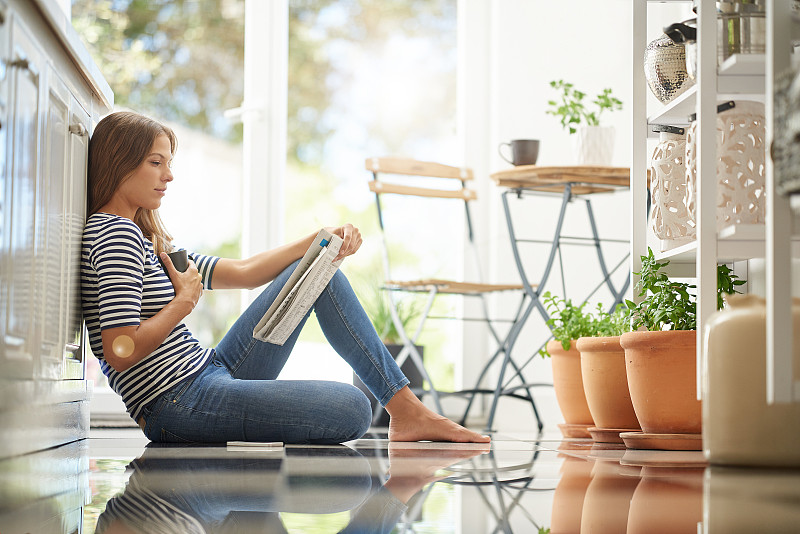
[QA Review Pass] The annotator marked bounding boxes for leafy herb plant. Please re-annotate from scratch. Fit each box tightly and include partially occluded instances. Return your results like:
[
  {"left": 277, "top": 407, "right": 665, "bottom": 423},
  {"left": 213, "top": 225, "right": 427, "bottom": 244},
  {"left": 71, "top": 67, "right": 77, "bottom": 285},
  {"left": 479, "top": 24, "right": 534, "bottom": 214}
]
[
  {"left": 359, "top": 279, "right": 420, "bottom": 345},
  {"left": 592, "top": 303, "right": 632, "bottom": 337},
  {"left": 717, "top": 263, "right": 747, "bottom": 309},
  {"left": 625, "top": 248, "right": 746, "bottom": 332},
  {"left": 546, "top": 80, "right": 623, "bottom": 134},
  {"left": 539, "top": 292, "right": 596, "bottom": 357}
]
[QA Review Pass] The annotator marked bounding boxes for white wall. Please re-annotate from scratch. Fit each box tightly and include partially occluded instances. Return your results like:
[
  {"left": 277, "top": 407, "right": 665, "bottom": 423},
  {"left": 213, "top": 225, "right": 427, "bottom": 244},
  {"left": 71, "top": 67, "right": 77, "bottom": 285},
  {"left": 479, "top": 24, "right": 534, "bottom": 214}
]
[{"left": 460, "top": 0, "right": 693, "bottom": 433}]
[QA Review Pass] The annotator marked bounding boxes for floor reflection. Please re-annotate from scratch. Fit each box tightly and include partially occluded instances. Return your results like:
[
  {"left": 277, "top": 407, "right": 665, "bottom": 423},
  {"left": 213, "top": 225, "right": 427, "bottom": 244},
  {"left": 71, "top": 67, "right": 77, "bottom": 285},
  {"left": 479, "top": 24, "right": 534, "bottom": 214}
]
[
  {"left": 2, "top": 430, "right": 800, "bottom": 533},
  {"left": 93, "top": 440, "right": 491, "bottom": 533}
]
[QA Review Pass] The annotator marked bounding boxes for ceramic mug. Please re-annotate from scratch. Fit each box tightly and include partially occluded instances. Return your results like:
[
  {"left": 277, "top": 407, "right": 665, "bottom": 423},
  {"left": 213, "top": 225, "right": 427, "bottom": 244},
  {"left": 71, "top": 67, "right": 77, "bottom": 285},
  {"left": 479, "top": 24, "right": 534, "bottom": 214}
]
[
  {"left": 160, "top": 249, "right": 189, "bottom": 273},
  {"left": 498, "top": 139, "right": 540, "bottom": 166}
]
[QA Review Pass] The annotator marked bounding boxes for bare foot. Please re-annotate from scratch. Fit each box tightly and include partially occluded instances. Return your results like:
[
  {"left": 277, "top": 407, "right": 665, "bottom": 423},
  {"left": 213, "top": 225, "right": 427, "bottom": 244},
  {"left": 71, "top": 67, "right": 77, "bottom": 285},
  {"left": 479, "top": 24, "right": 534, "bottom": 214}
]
[
  {"left": 387, "top": 442, "right": 491, "bottom": 478},
  {"left": 385, "top": 387, "right": 491, "bottom": 443},
  {"left": 383, "top": 442, "right": 490, "bottom": 502}
]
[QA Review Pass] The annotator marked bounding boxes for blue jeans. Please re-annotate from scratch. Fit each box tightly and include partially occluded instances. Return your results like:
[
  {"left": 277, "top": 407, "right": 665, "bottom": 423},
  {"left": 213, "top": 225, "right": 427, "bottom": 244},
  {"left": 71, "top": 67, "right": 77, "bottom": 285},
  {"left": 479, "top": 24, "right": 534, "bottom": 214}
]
[
  {"left": 140, "top": 262, "right": 410, "bottom": 444},
  {"left": 96, "top": 443, "right": 406, "bottom": 534}
]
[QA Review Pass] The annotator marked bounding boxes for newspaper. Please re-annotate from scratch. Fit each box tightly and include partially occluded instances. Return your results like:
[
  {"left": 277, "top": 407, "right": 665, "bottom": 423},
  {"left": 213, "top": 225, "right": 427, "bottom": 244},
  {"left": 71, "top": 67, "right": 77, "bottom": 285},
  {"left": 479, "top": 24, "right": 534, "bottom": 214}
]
[{"left": 253, "top": 229, "right": 343, "bottom": 345}]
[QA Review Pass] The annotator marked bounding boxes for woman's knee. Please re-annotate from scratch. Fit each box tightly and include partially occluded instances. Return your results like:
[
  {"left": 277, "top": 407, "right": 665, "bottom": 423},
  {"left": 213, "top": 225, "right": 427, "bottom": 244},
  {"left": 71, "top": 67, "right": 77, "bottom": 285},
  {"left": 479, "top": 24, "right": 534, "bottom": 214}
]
[{"left": 335, "top": 384, "right": 372, "bottom": 442}]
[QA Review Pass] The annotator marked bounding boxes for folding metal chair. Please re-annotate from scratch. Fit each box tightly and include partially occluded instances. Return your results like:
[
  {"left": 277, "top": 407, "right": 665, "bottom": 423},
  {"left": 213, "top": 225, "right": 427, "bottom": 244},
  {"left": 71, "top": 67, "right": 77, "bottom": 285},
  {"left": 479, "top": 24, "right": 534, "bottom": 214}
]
[{"left": 366, "top": 157, "right": 543, "bottom": 428}]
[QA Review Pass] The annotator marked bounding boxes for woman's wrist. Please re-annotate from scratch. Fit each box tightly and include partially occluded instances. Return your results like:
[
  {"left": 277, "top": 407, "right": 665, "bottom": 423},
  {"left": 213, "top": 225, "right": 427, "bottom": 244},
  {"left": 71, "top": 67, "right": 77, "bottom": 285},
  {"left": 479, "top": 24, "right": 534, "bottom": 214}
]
[{"left": 168, "top": 295, "right": 195, "bottom": 319}]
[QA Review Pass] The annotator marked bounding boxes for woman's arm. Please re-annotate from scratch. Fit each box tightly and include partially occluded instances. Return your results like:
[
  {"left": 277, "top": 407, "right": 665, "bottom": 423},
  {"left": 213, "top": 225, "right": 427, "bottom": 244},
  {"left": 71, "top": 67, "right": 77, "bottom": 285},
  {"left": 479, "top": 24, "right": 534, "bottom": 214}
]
[
  {"left": 101, "top": 255, "right": 203, "bottom": 373},
  {"left": 211, "top": 224, "right": 363, "bottom": 290}
]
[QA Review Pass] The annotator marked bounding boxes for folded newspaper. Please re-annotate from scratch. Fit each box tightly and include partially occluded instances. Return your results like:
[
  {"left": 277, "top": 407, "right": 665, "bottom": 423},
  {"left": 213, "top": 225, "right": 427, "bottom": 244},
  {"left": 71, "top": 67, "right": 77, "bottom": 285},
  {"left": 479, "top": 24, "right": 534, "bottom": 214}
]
[{"left": 253, "top": 229, "right": 343, "bottom": 345}]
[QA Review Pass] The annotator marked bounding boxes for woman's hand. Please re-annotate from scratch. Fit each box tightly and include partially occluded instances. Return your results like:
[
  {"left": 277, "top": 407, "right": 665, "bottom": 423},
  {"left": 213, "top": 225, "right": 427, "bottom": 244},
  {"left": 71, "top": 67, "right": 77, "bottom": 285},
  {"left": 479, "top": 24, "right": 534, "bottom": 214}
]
[
  {"left": 160, "top": 253, "right": 203, "bottom": 312},
  {"left": 325, "top": 223, "right": 363, "bottom": 262}
]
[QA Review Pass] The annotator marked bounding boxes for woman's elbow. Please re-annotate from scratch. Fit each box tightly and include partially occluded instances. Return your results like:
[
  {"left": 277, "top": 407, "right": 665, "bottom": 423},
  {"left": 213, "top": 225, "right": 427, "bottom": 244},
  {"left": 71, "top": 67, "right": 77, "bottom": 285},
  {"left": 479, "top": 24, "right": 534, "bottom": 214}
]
[{"left": 101, "top": 337, "right": 139, "bottom": 373}]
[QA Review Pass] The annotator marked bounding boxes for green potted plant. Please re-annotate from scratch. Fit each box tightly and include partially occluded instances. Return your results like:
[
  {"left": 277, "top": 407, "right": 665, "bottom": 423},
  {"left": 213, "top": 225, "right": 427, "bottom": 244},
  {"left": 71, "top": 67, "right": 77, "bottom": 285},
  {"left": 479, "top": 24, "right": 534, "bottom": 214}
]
[
  {"left": 546, "top": 79, "right": 623, "bottom": 166},
  {"left": 539, "top": 291, "right": 597, "bottom": 438},
  {"left": 364, "top": 286, "right": 420, "bottom": 349},
  {"left": 575, "top": 304, "right": 640, "bottom": 442},
  {"left": 619, "top": 248, "right": 744, "bottom": 446}
]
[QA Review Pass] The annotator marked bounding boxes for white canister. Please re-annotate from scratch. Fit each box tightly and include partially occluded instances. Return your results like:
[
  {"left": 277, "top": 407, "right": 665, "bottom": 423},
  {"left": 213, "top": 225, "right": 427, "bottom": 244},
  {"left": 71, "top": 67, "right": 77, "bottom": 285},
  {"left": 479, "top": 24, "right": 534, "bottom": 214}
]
[{"left": 703, "top": 294, "right": 800, "bottom": 467}]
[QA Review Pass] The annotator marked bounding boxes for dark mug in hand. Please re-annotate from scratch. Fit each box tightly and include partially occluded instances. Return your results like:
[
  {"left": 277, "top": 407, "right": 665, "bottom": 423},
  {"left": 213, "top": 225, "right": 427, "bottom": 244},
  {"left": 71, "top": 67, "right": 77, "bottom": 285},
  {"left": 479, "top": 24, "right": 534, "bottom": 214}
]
[
  {"left": 498, "top": 139, "right": 540, "bottom": 166},
  {"left": 160, "top": 249, "right": 189, "bottom": 273}
]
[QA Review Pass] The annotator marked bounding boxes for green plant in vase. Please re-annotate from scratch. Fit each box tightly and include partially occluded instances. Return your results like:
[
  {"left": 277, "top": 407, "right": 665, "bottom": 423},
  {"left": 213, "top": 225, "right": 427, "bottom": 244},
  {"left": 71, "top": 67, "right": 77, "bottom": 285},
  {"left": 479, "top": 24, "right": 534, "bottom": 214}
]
[
  {"left": 538, "top": 291, "right": 598, "bottom": 433},
  {"left": 576, "top": 302, "right": 639, "bottom": 434},
  {"left": 623, "top": 247, "right": 745, "bottom": 331},
  {"left": 538, "top": 291, "right": 596, "bottom": 357},
  {"left": 546, "top": 79, "right": 623, "bottom": 166},
  {"left": 717, "top": 263, "right": 747, "bottom": 310},
  {"left": 591, "top": 302, "right": 632, "bottom": 337},
  {"left": 619, "top": 247, "right": 747, "bottom": 440},
  {"left": 546, "top": 80, "right": 623, "bottom": 134},
  {"left": 361, "top": 285, "right": 421, "bottom": 345}
]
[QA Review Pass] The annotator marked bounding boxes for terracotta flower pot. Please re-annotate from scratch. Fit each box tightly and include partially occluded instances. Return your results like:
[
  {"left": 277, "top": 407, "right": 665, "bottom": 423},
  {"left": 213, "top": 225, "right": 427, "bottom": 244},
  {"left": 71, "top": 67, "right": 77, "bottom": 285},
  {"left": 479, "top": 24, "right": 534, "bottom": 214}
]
[
  {"left": 579, "top": 457, "right": 641, "bottom": 534},
  {"left": 548, "top": 339, "right": 594, "bottom": 429},
  {"left": 620, "top": 330, "right": 701, "bottom": 434},
  {"left": 626, "top": 466, "right": 703, "bottom": 534},
  {"left": 551, "top": 452, "right": 594, "bottom": 534},
  {"left": 576, "top": 336, "right": 641, "bottom": 431}
]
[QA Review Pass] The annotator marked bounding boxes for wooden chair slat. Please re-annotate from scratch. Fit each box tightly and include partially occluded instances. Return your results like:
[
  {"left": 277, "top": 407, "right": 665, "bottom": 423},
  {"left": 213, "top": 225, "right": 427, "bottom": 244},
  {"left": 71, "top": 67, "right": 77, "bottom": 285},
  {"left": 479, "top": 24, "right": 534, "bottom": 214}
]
[
  {"left": 368, "top": 181, "right": 477, "bottom": 201},
  {"left": 366, "top": 157, "right": 473, "bottom": 181},
  {"left": 384, "top": 279, "right": 528, "bottom": 295}
]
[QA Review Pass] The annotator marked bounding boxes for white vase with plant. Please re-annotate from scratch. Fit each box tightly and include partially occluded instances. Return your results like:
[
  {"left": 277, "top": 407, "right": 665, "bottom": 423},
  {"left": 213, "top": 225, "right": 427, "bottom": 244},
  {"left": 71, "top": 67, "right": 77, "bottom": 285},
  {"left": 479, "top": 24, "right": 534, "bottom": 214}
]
[{"left": 546, "top": 80, "right": 623, "bottom": 166}]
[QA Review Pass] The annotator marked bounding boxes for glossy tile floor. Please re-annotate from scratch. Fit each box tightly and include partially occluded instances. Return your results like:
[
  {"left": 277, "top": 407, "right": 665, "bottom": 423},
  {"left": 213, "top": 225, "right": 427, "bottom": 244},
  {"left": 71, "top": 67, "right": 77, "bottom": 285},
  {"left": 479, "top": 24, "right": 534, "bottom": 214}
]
[{"left": 2, "top": 427, "right": 800, "bottom": 533}]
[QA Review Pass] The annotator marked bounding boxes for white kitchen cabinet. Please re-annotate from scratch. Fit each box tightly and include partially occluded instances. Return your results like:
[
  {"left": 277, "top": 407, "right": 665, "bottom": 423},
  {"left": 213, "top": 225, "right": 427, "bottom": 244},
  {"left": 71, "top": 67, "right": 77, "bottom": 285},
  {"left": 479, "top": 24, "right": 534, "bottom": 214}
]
[
  {"left": 63, "top": 91, "right": 90, "bottom": 381},
  {"left": 40, "top": 65, "right": 90, "bottom": 381},
  {"left": 0, "top": 0, "right": 112, "bottom": 458},
  {"left": 1, "top": 8, "right": 43, "bottom": 379},
  {"left": 632, "top": 0, "right": 798, "bottom": 403}
]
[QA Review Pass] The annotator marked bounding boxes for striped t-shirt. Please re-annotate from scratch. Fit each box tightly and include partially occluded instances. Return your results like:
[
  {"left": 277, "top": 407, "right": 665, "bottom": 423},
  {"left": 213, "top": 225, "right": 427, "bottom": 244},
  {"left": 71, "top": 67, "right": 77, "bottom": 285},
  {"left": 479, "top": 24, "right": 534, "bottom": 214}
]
[
  {"left": 81, "top": 213, "right": 219, "bottom": 422},
  {"left": 96, "top": 467, "right": 206, "bottom": 533}
]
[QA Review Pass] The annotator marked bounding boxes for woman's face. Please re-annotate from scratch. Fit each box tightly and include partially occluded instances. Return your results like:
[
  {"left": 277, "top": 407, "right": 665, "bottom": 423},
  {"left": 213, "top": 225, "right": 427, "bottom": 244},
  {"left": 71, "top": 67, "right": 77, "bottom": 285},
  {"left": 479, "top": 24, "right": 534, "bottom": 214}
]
[{"left": 116, "top": 134, "right": 174, "bottom": 214}]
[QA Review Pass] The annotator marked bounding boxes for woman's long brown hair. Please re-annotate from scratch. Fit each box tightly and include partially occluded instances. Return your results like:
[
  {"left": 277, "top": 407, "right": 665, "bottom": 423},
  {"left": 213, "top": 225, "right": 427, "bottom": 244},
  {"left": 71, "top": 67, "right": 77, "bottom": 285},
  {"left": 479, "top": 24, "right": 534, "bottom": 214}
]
[{"left": 88, "top": 111, "right": 178, "bottom": 256}]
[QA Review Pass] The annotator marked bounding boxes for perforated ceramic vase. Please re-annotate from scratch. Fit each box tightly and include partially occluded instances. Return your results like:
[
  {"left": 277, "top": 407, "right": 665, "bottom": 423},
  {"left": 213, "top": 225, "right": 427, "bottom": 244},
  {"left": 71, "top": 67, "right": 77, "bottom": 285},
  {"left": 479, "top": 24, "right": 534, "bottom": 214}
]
[
  {"left": 685, "top": 100, "right": 766, "bottom": 231},
  {"left": 648, "top": 125, "right": 694, "bottom": 243}
]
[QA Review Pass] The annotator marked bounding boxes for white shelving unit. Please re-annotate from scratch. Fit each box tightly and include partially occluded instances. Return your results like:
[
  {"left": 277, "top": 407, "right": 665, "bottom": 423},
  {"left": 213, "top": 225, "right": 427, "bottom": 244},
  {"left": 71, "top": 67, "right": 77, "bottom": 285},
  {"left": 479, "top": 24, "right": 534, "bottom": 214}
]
[
  {"left": 631, "top": 0, "right": 799, "bottom": 404},
  {"left": 646, "top": 57, "right": 765, "bottom": 133},
  {"left": 656, "top": 224, "right": 800, "bottom": 265}
]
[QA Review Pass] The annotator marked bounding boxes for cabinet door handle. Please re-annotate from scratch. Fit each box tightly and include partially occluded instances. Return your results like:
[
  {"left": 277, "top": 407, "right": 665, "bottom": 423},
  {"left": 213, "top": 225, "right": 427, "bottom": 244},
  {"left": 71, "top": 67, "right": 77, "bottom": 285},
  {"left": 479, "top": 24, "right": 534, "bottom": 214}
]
[
  {"left": 6, "top": 57, "right": 38, "bottom": 80},
  {"left": 68, "top": 123, "right": 87, "bottom": 137},
  {"left": 7, "top": 58, "right": 29, "bottom": 71},
  {"left": 64, "top": 343, "right": 82, "bottom": 362}
]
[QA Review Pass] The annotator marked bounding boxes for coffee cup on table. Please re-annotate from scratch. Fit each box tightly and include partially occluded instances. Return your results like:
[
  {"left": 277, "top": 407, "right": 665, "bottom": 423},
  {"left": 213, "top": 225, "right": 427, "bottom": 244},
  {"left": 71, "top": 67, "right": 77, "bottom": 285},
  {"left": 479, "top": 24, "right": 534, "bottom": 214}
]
[
  {"left": 498, "top": 139, "right": 540, "bottom": 166},
  {"left": 159, "top": 249, "right": 189, "bottom": 273}
]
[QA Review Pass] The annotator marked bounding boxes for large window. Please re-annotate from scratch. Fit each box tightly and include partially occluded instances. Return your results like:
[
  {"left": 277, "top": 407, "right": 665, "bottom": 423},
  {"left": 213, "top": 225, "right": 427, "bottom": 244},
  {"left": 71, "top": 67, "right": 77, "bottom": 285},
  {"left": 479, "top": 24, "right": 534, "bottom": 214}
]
[
  {"left": 73, "top": 0, "right": 461, "bottom": 404},
  {"left": 72, "top": 0, "right": 246, "bottom": 413},
  {"left": 283, "top": 0, "right": 461, "bottom": 388}
]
